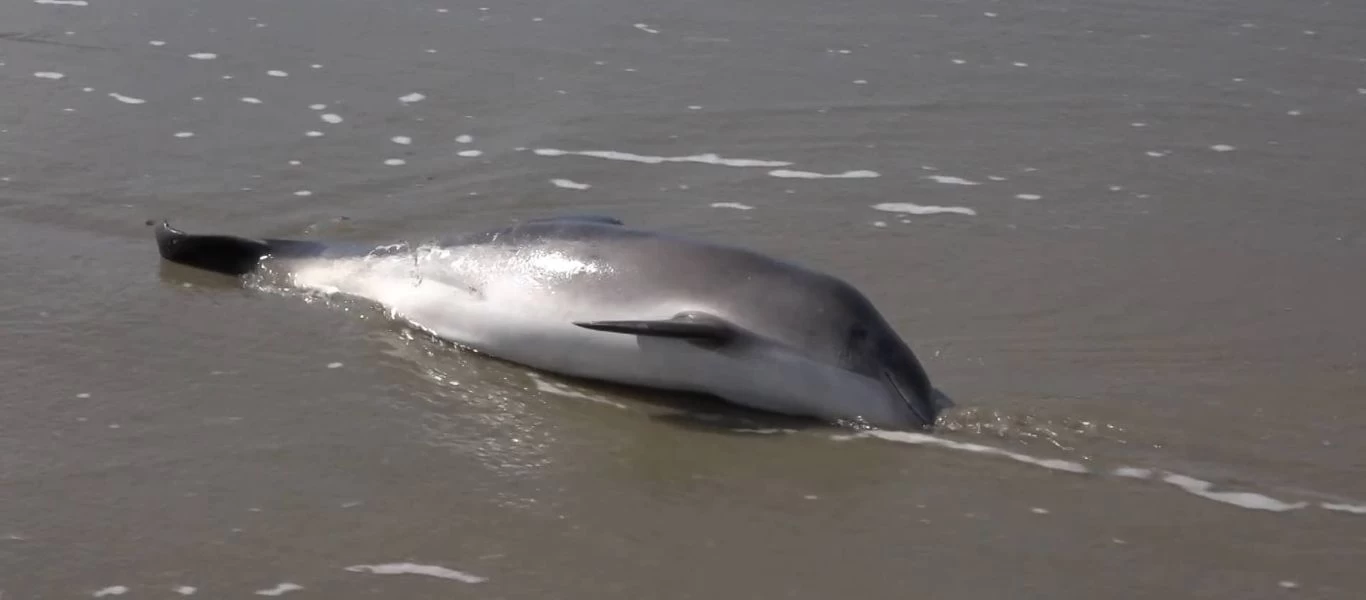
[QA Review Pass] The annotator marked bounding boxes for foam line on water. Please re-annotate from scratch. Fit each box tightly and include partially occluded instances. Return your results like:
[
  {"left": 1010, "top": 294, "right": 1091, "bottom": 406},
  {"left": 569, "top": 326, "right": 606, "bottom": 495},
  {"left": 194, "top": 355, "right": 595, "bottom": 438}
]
[
  {"left": 846, "top": 431, "right": 1364, "bottom": 515},
  {"left": 254, "top": 583, "right": 303, "bottom": 596},
  {"left": 533, "top": 148, "right": 791, "bottom": 168},
  {"left": 550, "top": 178, "right": 591, "bottom": 190},
  {"left": 872, "top": 202, "right": 977, "bottom": 216},
  {"left": 837, "top": 430, "right": 1089, "bottom": 473},
  {"left": 710, "top": 202, "right": 754, "bottom": 210},
  {"left": 1158, "top": 472, "right": 1307, "bottom": 512},
  {"left": 768, "top": 169, "right": 879, "bottom": 179},
  {"left": 346, "top": 563, "right": 486, "bottom": 584},
  {"left": 108, "top": 93, "right": 146, "bottom": 105},
  {"left": 925, "top": 175, "right": 980, "bottom": 185}
]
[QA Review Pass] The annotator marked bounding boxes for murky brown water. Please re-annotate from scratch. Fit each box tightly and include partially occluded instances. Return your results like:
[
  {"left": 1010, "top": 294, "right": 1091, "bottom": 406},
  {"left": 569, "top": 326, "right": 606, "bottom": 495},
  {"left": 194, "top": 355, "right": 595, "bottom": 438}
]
[{"left": 3, "top": 0, "right": 1364, "bottom": 597}]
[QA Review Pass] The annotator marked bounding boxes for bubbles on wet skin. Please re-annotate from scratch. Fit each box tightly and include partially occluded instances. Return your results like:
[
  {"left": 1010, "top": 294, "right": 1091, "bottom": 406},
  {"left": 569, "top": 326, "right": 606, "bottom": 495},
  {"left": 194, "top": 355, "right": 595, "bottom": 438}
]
[{"left": 508, "top": 248, "right": 611, "bottom": 285}]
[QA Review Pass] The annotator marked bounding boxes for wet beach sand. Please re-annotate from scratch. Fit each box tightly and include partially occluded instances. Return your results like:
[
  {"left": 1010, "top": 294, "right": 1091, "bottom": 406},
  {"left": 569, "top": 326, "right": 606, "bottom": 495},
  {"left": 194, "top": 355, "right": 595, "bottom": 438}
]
[{"left": 2, "top": 0, "right": 1364, "bottom": 598}]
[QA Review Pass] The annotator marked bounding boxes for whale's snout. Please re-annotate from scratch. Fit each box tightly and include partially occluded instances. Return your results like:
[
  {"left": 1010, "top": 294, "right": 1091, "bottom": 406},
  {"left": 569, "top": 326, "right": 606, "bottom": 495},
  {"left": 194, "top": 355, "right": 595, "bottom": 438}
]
[
  {"left": 882, "top": 369, "right": 939, "bottom": 429},
  {"left": 869, "top": 333, "right": 942, "bottom": 430}
]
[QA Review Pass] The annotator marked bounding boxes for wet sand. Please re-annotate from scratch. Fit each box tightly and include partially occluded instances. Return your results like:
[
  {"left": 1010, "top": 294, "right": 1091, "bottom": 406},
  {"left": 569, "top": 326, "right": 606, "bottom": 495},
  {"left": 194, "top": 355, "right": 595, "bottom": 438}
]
[{"left": 2, "top": 0, "right": 1364, "bottom": 597}]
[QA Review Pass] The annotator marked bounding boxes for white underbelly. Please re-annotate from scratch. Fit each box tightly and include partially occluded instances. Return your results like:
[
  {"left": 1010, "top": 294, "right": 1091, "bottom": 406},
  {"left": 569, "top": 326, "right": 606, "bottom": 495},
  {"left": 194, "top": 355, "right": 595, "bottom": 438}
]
[{"left": 283, "top": 255, "right": 730, "bottom": 394}]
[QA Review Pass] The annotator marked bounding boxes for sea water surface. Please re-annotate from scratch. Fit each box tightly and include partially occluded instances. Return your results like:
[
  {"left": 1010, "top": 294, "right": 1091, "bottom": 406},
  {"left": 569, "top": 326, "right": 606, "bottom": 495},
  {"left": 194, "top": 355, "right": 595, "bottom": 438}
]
[{"left": 2, "top": 0, "right": 1364, "bottom": 598}]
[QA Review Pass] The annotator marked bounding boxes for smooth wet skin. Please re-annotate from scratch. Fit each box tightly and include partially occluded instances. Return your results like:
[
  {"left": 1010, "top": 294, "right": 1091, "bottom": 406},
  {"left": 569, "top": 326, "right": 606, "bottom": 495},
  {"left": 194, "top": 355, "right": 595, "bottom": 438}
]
[
  {"left": 154, "top": 217, "right": 943, "bottom": 429},
  {"left": 6, "top": 0, "right": 1366, "bottom": 596}
]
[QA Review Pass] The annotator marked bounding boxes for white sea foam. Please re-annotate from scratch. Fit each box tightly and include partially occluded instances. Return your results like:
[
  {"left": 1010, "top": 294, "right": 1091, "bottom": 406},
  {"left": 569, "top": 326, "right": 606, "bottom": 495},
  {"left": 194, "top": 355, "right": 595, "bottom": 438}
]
[
  {"left": 391, "top": 136, "right": 412, "bottom": 145},
  {"left": 634, "top": 23, "right": 660, "bottom": 34},
  {"left": 320, "top": 113, "right": 343, "bottom": 124},
  {"left": 109, "top": 93, "right": 146, "bottom": 104},
  {"left": 34, "top": 72, "right": 65, "bottom": 80},
  {"left": 254, "top": 583, "right": 303, "bottom": 596},
  {"left": 309, "top": 104, "right": 326, "bottom": 110},
  {"left": 710, "top": 202, "right": 754, "bottom": 210},
  {"left": 174, "top": 586, "right": 197, "bottom": 595},
  {"left": 384, "top": 159, "right": 406, "bottom": 166},
  {"left": 456, "top": 134, "right": 473, "bottom": 143},
  {"left": 174, "top": 131, "right": 195, "bottom": 138},
  {"left": 533, "top": 148, "right": 791, "bottom": 168},
  {"left": 346, "top": 562, "right": 487, "bottom": 583},
  {"left": 768, "top": 169, "right": 879, "bottom": 179},
  {"left": 399, "top": 92, "right": 426, "bottom": 103},
  {"left": 550, "top": 178, "right": 591, "bottom": 190},
  {"left": 1321, "top": 502, "right": 1366, "bottom": 514},
  {"left": 294, "top": 190, "right": 313, "bottom": 197},
  {"left": 188, "top": 53, "right": 217, "bottom": 60},
  {"left": 1210, "top": 144, "right": 1236, "bottom": 152},
  {"left": 1015, "top": 193, "right": 1042, "bottom": 200},
  {"left": 327, "top": 362, "right": 343, "bottom": 369},
  {"left": 851, "top": 433, "right": 1366, "bottom": 515},
  {"left": 305, "top": 131, "right": 324, "bottom": 137},
  {"left": 92, "top": 587, "right": 127, "bottom": 597},
  {"left": 241, "top": 97, "right": 263, "bottom": 104},
  {"left": 1159, "top": 473, "right": 1307, "bottom": 512},
  {"left": 840, "top": 430, "right": 1089, "bottom": 473},
  {"left": 872, "top": 202, "right": 976, "bottom": 216},
  {"left": 149, "top": 40, "right": 166, "bottom": 46},
  {"left": 36, "top": 0, "right": 89, "bottom": 5},
  {"left": 268, "top": 70, "right": 288, "bottom": 77},
  {"left": 1113, "top": 466, "right": 1153, "bottom": 478},
  {"left": 924, "top": 175, "right": 980, "bottom": 185}
]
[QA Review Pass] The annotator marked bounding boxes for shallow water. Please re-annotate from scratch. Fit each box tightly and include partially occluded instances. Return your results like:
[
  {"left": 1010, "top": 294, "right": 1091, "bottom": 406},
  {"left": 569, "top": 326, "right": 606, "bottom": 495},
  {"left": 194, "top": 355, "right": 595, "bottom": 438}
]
[{"left": 2, "top": 0, "right": 1364, "bottom": 597}]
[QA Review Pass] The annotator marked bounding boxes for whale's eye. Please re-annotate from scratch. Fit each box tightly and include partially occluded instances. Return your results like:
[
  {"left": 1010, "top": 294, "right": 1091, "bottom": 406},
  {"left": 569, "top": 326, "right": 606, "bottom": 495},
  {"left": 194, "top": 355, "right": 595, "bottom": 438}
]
[{"left": 847, "top": 325, "right": 868, "bottom": 344}]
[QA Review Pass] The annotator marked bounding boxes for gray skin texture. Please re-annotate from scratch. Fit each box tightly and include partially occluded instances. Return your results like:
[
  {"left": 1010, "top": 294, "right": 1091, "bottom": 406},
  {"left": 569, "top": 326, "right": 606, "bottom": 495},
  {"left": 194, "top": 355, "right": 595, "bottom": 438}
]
[{"left": 155, "top": 216, "right": 942, "bottom": 428}]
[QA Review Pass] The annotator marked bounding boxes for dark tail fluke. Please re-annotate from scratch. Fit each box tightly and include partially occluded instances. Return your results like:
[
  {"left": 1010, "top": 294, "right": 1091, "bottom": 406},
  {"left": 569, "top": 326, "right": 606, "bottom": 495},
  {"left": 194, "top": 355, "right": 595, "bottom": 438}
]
[{"left": 154, "top": 221, "right": 326, "bottom": 276}]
